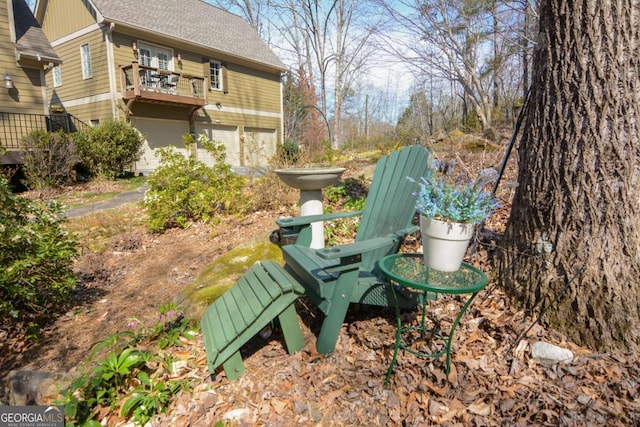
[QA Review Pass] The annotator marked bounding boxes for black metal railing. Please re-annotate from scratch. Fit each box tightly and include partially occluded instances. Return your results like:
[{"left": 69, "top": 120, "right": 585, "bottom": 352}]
[{"left": 0, "top": 112, "right": 88, "bottom": 149}]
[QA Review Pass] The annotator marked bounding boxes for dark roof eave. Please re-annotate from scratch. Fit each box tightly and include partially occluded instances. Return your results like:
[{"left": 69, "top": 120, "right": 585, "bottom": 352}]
[{"left": 101, "top": 18, "right": 286, "bottom": 73}]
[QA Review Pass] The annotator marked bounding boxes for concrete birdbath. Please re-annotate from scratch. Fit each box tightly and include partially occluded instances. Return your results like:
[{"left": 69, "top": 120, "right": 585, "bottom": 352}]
[{"left": 275, "top": 167, "right": 346, "bottom": 249}]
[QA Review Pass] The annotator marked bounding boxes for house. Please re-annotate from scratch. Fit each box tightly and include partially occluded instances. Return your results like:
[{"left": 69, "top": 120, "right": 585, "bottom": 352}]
[
  {"left": 35, "top": 0, "right": 286, "bottom": 173},
  {"left": 0, "top": 0, "right": 62, "bottom": 164}
]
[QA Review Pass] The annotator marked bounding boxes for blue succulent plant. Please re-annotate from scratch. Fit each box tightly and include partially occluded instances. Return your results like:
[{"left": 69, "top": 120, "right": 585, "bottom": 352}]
[{"left": 408, "top": 160, "right": 500, "bottom": 224}]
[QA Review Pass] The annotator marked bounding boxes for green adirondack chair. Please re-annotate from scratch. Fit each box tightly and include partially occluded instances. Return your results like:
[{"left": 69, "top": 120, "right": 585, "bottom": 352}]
[{"left": 274, "top": 145, "right": 432, "bottom": 354}]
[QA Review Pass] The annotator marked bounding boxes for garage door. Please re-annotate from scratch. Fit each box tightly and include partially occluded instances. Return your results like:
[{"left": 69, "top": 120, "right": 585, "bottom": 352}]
[
  {"left": 243, "top": 127, "right": 277, "bottom": 168},
  {"left": 131, "top": 117, "right": 190, "bottom": 172},
  {"left": 195, "top": 124, "right": 240, "bottom": 167}
]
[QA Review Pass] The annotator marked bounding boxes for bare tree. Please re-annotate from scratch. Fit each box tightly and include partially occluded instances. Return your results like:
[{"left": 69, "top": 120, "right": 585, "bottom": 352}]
[
  {"left": 282, "top": 0, "right": 379, "bottom": 149},
  {"left": 379, "top": 0, "right": 499, "bottom": 129},
  {"left": 498, "top": 0, "right": 640, "bottom": 352},
  {"left": 207, "top": 0, "right": 266, "bottom": 33}
]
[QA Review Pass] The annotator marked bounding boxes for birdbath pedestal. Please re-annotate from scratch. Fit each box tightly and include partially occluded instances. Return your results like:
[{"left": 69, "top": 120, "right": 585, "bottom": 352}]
[{"left": 275, "top": 167, "right": 346, "bottom": 249}]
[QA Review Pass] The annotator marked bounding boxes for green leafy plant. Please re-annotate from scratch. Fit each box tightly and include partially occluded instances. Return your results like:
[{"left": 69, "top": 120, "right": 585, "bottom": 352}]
[
  {"left": 75, "top": 119, "right": 144, "bottom": 179},
  {"left": 25, "top": 322, "right": 42, "bottom": 342},
  {"left": 141, "top": 307, "right": 196, "bottom": 349},
  {"left": 57, "top": 349, "right": 148, "bottom": 426},
  {"left": 142, "top": 133, "right": 245, "bottom": 232},
  {"left": 322, "top": 139, "right": 337, "bottom": 165},
  {"left": 56, "top": 309, "right": 195, "bottom": 426},
  {"left": 120, "top": 372, "right": 182, "bottom": 425},
  {"left": 93, "top": 347, "right": 149, "bottom": 391},
  {"left": 0, "top": 176, "right": 78, "bottom": 322},
  {"left": 409, "top": 160, "right": 499, "bottom": 224},
  {"left": 323, "top": 179, "right": 367, "bottom": 245}
]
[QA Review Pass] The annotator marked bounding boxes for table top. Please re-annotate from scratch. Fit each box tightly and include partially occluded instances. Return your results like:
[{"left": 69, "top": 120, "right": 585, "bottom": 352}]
[{"left": 379, "top": 253, "right": 487, "bottom": 294}]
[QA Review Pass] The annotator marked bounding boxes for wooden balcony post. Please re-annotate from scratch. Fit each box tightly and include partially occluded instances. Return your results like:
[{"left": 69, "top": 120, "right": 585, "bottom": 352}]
[
  {"left": 132, "top": 61, "right": 141, "bottom": 97},
  {"left": 203, "top": 77, "right": 209, "bottom": 105}
]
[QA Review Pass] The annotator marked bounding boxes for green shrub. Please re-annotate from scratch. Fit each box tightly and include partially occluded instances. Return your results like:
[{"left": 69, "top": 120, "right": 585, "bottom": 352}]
[
  {"left": 464, "top": 111, "right": 481, "bottom": 132},
  {"left": 277, "top": 140, "right": 301, "bottom": 165},
  {"left": 0, "top": 176, "right": 78, "bottom": 321},
  {"left": 324, "top": 178, "right": 367, "bottom": 245},
  {"left": 76, "top": 119, "right": 144, "bottom": 179},
  {"left": 21, "top": 130, "right": 79, "bottom": 192},
  {"left": 142, "top": 133, "right": 245, "bottom": 232}
]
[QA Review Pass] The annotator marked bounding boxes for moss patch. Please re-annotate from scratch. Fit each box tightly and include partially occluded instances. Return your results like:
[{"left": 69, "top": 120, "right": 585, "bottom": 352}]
[
  {"left": 463, "top": 139, "right": 500, "bottom": 152},
  {"left": 174, "top": 233, "right": 283, "bottom": 320}
]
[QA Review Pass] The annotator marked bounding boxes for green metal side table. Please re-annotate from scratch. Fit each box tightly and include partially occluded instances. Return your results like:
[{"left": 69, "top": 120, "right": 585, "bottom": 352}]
[{"left": 379, "top": 253, "right": 488, "bottom": 384}]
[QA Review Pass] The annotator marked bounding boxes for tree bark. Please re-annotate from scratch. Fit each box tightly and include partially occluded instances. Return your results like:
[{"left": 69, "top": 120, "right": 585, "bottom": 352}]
[{"left": 498, "top": 0, "right": 640, "bottom": 352}]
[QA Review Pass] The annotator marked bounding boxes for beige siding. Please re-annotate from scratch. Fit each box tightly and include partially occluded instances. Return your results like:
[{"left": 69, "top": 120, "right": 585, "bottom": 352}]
[
  {"left": 112, "top": 32, "right": 151, "bottom": 92},
  {"left": 129, "top": 103, "right": 191, "bottom": 121},
  {"left": 221, "top": 63, "right": 281, "bottom": 113},
  {"left": 195, "top": 109, "right": 280, "bottom": 130},
  {"left": 111, "top": 32, "right": 281, "bottom": 122},
  {"left": 46, "top": 30, "right": 111, "bottom": 123},
  {"left": 0, "top": 2, "right": 47, "bottom": 116},
  {"left": 64, "top": 100, "right": 113, "bottom": 125},
  {"left": 174, "top": 50, "right": 204, "bottom": 77},
  {"left": 41, "top": 0, "right": 97, "bottom": 41}
]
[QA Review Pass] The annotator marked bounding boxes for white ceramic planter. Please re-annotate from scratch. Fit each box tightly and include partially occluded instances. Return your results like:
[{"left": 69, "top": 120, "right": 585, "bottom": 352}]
[{"left": 420, "top": 216, "right": 475, "bottom": 272}]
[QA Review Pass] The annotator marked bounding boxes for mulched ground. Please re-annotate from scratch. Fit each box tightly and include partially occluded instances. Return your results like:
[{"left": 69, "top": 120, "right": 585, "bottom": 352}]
[
  {"left": 3, "top": 139, "right": 639, "bottom": 426},
  {"left": 144, "top": 229, "right": 639, "bottom": 426}
]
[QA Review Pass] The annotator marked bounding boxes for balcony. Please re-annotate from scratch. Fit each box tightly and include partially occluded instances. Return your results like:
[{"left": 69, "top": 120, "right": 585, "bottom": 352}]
[{"left": 120, "top": 63, "right": 208, "bottom": 109}]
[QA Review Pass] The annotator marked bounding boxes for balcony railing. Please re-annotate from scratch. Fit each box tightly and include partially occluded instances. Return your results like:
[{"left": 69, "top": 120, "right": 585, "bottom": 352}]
[
  {"left": 0, "top": 112, "right": 87, "bottom": 150},
  {"left": 120, "top": 63, "right": 208, "bottom": 108}
]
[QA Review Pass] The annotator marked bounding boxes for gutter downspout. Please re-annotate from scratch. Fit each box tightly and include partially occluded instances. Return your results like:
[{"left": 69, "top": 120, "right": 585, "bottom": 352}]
[{"left": 105, "top": 22, "right": 119, "bottom": 119}]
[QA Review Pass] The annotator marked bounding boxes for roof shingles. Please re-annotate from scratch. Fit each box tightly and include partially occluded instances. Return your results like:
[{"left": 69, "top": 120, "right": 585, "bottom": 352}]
[
  {"left": 91, "top": 0, "right": 285, "bottom": 70},
  {"left": 13, "top": 0, "right": 61, "bottom": 63}
]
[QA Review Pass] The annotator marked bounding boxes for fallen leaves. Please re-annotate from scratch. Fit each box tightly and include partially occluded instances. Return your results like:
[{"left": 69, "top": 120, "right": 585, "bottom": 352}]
[{"left": 141, "top": 283, "right": 639, "bottom": 426}]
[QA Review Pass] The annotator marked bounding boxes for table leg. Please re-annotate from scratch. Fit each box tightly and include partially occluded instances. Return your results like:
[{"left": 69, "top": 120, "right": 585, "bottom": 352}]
[
  {"left": 385, "top": 288, "right": 479, "bottom": 382},
  {"left": 444, "top": 292, "right": 478, "bottom": 374},
  {"left": 384, "top": 285, "right": 402, "bottom": 385}
]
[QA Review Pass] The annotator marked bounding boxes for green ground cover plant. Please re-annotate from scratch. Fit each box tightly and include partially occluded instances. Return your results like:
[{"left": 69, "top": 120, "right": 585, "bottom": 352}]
[{"left": 56, "top": 305, "right": 196, "bottom": 426}]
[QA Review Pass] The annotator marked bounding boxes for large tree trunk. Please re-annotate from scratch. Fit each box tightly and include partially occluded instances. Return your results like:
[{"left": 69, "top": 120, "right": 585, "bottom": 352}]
[{"left": 497, "top": 0, "right": 640, "bottom": 352}]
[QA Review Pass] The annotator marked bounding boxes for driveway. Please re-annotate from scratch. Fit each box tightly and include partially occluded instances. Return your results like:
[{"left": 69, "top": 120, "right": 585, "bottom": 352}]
[{"left": 64, "top": 185, "right": 148, "bottom": 219}]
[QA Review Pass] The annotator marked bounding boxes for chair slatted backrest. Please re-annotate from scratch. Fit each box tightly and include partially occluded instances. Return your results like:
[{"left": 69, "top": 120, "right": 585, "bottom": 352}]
[{"left": 355, "top": 145, "right": 431, "bottom": 270}]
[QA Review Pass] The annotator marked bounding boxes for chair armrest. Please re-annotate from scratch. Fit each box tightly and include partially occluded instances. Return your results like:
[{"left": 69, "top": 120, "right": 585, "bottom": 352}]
[
  {"left": 316, "top": 225, "right": 418, "bottom": 260},
  {"left": 276, "top": 211, "right": 363, "bottom": 228},
  {"left": 315, "top": 236, "right": 395, "bottom": 260}
]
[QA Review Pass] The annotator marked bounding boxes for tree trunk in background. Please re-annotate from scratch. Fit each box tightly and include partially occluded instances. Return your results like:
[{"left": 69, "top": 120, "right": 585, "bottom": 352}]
[
  {"left": 521, "top": 0, "right": 531, "bottom": 100},
  {"left": 498, "top": 0, "right": 640, "bottom": 352}
]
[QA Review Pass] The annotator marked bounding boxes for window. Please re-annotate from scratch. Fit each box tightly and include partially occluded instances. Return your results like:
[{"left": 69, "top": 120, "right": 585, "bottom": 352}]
[
  {"left": 139, "top": 46, "right": 153, "bottom": 68},
  {"left": 52, "top": 65, "right": 62, "bottom": 87},
  {"left": 157, "top": 51, "right": 170, "bottom": 70},
  {"left": 138, "top": 42, "right": 174, "bottom": 71},
  {"left": 210, "top": 61, "right": 222, "bottom": 91},
  {"left": 90, "top": 119, "right": 100, "bottom": 127},
  {"left": 80, "top": 43, "right": 92, "bottom": 79}
]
